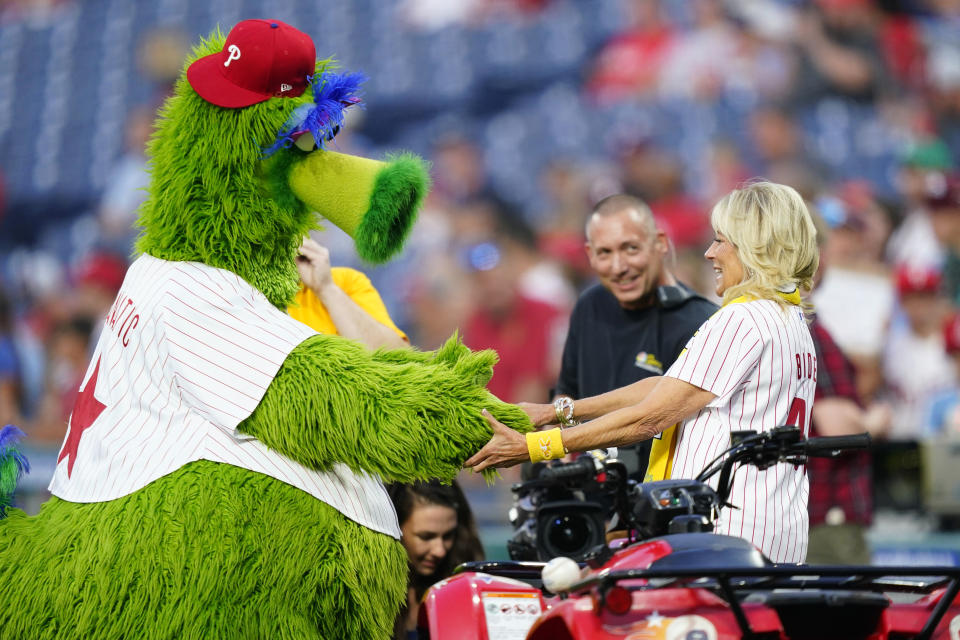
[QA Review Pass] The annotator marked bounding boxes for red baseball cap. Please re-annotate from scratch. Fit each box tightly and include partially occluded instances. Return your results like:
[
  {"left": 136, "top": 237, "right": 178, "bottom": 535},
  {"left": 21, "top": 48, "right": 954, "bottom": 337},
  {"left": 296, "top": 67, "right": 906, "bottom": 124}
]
[
  {"left": 187, "top": 19, "right": 316, "bottom": 108},
  {"left": 75, "top": 253, "right": 128, "bottom": 294},
  {"left": 895, "top": 263, "right": 942, "bottom": 296}
]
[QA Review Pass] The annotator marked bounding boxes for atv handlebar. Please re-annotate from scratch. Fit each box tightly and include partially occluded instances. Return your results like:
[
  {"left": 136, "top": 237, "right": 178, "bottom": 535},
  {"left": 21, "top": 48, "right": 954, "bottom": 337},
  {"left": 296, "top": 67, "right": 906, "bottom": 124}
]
[
  {"left": 698, "top": 427, "right": 872, "bottom": 508},
  {"left": 804, "top": 433, "right": 871, "bottom": 457}
]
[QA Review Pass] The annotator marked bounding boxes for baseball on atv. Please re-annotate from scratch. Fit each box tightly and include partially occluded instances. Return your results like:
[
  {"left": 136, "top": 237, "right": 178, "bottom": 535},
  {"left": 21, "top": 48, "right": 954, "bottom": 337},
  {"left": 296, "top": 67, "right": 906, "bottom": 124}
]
[{"left": 419, "top": 427, "right": 960, "bottom": 640}]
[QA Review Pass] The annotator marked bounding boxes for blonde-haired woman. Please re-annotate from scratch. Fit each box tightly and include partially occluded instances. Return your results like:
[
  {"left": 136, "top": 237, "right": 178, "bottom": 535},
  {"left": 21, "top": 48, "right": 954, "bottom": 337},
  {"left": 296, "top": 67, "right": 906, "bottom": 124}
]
[{"left": 467, "top": 181, "right": 819, "bottom": 563}]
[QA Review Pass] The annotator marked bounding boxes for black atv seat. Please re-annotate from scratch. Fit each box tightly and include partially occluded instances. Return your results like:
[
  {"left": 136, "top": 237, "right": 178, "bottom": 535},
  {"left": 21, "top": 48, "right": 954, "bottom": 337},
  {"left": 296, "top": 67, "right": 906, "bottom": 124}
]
[{"left": 647, "top": 533, "right": 771, "bottom": 570}]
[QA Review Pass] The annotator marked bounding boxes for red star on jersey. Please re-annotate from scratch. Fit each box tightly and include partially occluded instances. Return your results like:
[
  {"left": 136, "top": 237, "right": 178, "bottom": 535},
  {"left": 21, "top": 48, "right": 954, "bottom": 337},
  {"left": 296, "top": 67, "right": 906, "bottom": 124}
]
[{"left": 58, "top": 355, "right": 107, "bottom": 477}]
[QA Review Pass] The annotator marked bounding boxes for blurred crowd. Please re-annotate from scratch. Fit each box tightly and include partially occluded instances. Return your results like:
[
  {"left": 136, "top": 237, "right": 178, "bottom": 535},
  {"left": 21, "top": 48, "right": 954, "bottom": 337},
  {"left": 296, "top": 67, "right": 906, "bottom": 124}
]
[{"left": 3, "top": 0, "right": 960, "bottom": 531}]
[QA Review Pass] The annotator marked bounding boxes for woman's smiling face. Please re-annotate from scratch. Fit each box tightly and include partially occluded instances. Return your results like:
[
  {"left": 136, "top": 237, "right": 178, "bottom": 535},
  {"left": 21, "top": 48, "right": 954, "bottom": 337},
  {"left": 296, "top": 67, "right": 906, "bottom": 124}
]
[{"left": 704, "top": 231, "right": 745, "bottom": 296}]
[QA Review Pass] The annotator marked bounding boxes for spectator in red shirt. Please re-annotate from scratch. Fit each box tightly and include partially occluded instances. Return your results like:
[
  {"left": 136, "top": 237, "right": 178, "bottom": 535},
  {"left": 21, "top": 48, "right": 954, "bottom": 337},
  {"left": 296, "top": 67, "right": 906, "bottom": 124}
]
[
  {"left": 584, "top": 0, "right": 676, "bottom": 104},
  {"left": 461, "top": 240, "right": 565, "bottom": 404}
]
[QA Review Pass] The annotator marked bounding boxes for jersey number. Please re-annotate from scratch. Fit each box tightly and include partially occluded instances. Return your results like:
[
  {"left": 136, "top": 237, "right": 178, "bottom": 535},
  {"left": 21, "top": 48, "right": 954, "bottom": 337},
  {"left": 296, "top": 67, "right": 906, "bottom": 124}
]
[{"left": 785, "top": 397, "right": 806, "bottom": 432}]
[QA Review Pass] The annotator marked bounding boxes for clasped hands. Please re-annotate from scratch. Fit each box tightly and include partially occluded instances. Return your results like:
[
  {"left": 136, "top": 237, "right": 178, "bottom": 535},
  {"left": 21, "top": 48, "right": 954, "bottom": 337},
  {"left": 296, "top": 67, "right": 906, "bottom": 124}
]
[{"left": 464, "top": 402, "right": 559, "bottom": 473}]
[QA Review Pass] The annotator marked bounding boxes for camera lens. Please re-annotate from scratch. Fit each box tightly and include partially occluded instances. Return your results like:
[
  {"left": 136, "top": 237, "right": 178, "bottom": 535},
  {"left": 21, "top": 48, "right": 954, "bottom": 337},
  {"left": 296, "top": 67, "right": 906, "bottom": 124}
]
[
  {"left": 538, "top": 508, "right": 606, "bottom": 562},
  {"left": 545, "top": 515, "right": 591, "bottom": 555}
]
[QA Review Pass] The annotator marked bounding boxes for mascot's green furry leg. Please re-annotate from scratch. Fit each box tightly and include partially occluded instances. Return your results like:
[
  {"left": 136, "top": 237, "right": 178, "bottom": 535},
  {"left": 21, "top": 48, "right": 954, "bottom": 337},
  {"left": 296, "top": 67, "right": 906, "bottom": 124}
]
[
  {"left": 0, "top": 462, "right": 405, "bottom": 639},
  {"left": 310, "top": 513, "right": 408, "bottom": 639}
]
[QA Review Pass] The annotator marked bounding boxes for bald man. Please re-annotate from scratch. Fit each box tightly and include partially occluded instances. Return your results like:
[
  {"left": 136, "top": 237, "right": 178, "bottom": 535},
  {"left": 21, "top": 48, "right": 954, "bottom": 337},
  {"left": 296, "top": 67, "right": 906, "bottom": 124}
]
[{"left": 554, "top": 194, "right": 716, "bottom": 481}]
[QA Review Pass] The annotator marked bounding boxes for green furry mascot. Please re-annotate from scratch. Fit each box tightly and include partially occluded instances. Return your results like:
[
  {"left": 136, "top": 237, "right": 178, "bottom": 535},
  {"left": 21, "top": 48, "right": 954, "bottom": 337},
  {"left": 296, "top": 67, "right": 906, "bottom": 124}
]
[{"left": 0, "top": 19, "right": 529, "bottom": 639}]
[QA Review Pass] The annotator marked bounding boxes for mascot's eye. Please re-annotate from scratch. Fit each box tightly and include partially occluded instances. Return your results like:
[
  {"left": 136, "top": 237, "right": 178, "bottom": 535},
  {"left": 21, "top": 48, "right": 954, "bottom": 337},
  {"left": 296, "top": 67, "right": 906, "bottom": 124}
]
[
  {"left": 262, "top": 71, "right": 366, "bottom": 158},
  {"left": 293, "top": 131, "right": 318, "bottom": 152}
]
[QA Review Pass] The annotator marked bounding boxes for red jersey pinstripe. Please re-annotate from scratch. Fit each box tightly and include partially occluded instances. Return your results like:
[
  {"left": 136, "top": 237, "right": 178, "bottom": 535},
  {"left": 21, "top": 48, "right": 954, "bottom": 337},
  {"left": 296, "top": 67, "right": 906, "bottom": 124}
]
[{"left": 49, "top": 255, "right": 401, "bottom": 539}]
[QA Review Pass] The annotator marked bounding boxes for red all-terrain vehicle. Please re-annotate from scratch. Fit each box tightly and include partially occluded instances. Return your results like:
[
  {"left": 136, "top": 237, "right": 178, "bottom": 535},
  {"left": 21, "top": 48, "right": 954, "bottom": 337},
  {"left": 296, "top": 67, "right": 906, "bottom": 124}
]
[{"left": 420, "top": 427, "right": 960, "bottom": 640}]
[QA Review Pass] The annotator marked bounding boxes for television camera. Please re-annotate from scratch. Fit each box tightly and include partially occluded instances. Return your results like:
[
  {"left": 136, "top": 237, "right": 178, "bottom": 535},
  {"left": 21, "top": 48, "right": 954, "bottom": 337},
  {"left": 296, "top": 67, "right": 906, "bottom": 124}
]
[{"left": 506, "top": 427, "right": 869, "bottom": 563}]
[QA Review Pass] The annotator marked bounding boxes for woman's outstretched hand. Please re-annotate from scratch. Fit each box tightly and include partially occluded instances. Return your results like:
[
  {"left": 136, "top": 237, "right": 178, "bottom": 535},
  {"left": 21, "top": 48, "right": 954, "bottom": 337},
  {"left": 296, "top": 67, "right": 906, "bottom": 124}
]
[
  {"left": 517, "top": 402, "right": 557, "bottom": 429},
  {"left": 464, "top": 410, "right": 529, "bottom": 472}
]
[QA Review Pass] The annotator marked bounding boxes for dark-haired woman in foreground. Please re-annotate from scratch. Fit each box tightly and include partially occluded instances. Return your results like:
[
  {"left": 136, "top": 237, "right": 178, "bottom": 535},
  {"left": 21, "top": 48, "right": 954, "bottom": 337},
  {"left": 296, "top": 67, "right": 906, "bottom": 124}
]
[{"left": 388, "top": 480, "right": 484, "bottom": 639}]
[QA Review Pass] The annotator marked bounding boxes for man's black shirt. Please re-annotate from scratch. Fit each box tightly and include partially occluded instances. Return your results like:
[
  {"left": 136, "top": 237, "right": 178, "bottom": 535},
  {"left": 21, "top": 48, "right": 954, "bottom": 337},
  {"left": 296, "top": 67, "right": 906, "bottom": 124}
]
[{"left": 555, "top": 282, "right": 718, "bottom": 480}]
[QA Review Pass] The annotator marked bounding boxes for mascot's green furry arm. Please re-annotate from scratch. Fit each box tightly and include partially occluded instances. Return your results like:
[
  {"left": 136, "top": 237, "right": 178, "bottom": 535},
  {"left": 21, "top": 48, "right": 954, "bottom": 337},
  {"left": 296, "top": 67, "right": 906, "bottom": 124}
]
[
  {"left": 248, "top": 336, "right": 517, "bottom": 482},
  {"left": 0, "top": 19, "right": 530, "bottom": 640}
]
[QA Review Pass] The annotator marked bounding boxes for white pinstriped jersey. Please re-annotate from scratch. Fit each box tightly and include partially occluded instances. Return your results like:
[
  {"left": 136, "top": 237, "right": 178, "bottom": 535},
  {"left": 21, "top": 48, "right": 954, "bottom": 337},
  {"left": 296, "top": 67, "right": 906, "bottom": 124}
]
[
  {"left": 664, "top": 298, "right": 816, "bottom": 563},
  {"left": 48, "top": 254, "right": 401, "bottom": 539}
]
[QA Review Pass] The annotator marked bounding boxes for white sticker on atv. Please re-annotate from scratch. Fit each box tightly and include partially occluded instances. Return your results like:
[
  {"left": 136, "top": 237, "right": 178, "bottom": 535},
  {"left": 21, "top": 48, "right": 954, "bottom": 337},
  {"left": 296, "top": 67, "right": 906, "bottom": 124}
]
[
  {"left": 665, "top": 615, "right": 718, "bottom": 640},
  {"left": 482, "top": 592, "right": 541, "bottom": 640},
  {"left": 609, "top": 612, "right": 718, "bottom": 640},
  {"left": 950, "top": 613, "right": 960, "bottom": 640}
]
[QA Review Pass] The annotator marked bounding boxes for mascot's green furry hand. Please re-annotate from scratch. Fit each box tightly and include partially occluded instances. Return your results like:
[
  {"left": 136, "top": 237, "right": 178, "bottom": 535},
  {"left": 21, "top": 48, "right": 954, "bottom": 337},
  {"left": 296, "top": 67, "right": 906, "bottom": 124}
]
[{"left": 242, "top": 335, "right": 532, "bottom": 483}]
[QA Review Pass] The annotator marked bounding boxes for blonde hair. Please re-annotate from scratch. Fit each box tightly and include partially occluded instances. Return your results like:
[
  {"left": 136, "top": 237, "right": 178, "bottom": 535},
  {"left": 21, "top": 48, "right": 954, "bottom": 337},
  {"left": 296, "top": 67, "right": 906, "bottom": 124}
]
[{"left": 711, "top": 181, "right": 819, "bottom": 313}]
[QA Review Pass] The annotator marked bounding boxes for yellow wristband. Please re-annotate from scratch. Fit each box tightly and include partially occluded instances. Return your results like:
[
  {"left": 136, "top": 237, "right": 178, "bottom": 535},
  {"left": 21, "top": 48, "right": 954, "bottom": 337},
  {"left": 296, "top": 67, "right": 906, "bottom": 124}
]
[{"left": 526, "top": 428, "right": 567, "bottom": 463}]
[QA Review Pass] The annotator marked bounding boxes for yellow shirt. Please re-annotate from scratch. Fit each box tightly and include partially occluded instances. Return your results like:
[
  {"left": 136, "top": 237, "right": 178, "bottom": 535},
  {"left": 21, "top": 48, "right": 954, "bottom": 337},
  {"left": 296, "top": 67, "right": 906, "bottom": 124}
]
[{"left": 287, "top": 267, "right": 407, "bottom": 340}]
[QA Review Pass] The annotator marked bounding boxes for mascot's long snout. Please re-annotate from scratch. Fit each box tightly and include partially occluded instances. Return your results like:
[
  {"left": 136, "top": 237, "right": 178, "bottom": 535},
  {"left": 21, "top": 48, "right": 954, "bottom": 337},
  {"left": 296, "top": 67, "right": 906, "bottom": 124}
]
[{"left": 287, "top": 148, "right": 428, "bottom": 265}]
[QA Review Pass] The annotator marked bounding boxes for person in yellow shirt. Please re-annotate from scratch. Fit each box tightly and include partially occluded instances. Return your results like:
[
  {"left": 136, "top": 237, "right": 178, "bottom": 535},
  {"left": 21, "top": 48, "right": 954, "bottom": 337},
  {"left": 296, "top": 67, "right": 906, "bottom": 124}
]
[{"left": 289, "top": 238, "right": 409, "bottom": 350}]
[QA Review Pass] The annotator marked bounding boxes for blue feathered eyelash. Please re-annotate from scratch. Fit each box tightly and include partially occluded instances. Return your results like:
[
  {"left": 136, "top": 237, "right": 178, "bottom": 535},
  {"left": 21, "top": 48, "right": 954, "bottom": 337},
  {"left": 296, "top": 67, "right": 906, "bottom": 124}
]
[
  {"left": 262, "top": 71, "right": 367, "bottom": 157},
  {"left": 0, "top": 424, "right": 29, "bottom": 518}
]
